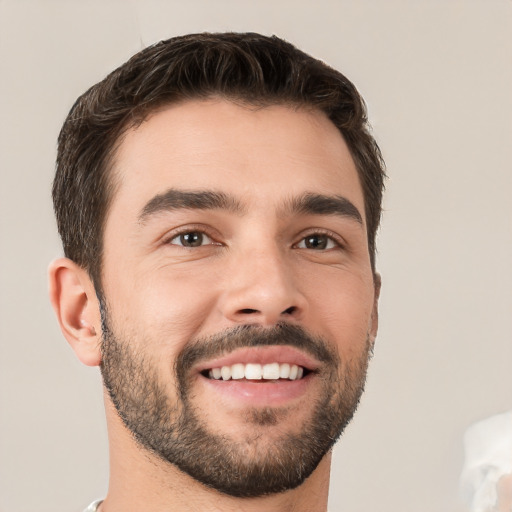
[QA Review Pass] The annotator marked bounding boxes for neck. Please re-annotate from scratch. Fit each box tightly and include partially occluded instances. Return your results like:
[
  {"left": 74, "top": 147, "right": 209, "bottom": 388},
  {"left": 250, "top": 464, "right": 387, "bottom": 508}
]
[{"left": 101, "top": 397, "right": 331, "bottom": 512}]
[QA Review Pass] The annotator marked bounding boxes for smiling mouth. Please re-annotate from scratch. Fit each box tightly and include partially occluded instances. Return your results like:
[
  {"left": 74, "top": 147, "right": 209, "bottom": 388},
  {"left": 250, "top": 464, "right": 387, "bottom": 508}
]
[{"left": 202, "top": 362, "right": 311, "bottom": 381}]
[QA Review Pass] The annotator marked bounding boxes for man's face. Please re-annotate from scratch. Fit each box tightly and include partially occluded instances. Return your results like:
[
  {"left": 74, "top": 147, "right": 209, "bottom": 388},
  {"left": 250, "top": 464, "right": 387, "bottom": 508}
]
[{"left": 99, "top": 99, "right": 379, "bottom": 496}]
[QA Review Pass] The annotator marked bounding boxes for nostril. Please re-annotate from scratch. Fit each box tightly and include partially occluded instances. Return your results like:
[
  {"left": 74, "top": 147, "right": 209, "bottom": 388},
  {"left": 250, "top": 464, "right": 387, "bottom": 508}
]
[
  {"left": 239, "top": 308, "right": 258, "bottom": 314},
  {"left": 282, "top": 306, "right": 296, "bottom": 315}
]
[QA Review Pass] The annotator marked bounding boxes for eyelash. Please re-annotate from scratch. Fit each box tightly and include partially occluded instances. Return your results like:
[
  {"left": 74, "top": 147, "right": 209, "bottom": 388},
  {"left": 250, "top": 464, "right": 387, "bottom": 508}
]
[
  {"left": 164, "top": 226, "right": 220, "bottom": 248},
  {"left": 294, "top": 230, "right": 343, "bottom": 251},
  {"left": 164, "top": 228, "right": 343, "bottom": 253}
]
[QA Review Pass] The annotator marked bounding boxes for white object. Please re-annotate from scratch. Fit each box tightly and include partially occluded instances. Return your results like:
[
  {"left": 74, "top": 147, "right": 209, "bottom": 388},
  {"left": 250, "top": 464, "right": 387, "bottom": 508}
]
[{"left": 460, "top": 411, "right": 512, "bottom": 511}]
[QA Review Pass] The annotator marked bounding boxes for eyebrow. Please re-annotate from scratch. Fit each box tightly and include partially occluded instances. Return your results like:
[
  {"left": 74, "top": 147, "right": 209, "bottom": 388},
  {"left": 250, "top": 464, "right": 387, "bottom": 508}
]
[
  {"left": 138, "top": 188, "right": 363, "bottom": 226},
  {"left": 283, "top": 192, "right": 363, "bottom": 225},
  {"left": 138, "top": 189, "right": 245, "bottom": 222}
]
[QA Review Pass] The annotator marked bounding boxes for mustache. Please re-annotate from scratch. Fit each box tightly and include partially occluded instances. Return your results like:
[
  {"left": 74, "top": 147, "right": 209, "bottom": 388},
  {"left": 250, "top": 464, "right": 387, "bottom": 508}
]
[{"left": 175, "top": 323, "right": 339, "bottom": 378}]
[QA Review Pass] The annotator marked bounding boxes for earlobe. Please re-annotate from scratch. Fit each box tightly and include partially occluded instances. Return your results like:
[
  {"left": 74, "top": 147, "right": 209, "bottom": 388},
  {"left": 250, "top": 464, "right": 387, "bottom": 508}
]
[{"left": 48, "top": 258, "right": 102, "bottom": 366}]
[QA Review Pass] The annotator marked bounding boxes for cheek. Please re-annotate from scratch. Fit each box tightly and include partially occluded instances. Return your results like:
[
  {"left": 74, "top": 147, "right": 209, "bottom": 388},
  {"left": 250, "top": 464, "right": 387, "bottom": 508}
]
[
  {"left": 104, "top": 263, "right": 221, "bottom": 348},
  {"left": 304, "top": 270, "right": 375, "bottom": 350}
]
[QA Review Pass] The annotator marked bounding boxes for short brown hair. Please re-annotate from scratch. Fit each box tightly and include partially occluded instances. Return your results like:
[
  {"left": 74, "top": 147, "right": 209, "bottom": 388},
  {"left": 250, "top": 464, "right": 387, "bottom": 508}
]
[{"left": 53, "top": 32, "right": 385, "bottom": 288}]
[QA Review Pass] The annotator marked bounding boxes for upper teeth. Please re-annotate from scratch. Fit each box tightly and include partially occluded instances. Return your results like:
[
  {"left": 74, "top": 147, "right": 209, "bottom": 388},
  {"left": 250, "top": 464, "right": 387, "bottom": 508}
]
[{"left": 208, "top": 363, "right": 304, "bottom": 381}]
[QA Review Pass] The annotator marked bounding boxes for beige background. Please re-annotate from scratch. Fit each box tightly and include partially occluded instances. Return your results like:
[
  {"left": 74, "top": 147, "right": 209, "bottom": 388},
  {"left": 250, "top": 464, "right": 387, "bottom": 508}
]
[{"left": 1, "top": 1, "right": 511, "bottom": 511}]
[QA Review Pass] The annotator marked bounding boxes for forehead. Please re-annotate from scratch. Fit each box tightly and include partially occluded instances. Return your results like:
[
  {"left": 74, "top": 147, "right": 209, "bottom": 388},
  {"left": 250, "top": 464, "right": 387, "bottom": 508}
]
[{"left": 109, "top": 99, "right": 364, "bottom": 220}]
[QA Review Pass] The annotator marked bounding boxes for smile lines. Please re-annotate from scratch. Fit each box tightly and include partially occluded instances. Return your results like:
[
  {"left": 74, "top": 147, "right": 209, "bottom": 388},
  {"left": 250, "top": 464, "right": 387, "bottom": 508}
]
[{"left": 207, "top": 362, "right": 305, "bottom": 381}]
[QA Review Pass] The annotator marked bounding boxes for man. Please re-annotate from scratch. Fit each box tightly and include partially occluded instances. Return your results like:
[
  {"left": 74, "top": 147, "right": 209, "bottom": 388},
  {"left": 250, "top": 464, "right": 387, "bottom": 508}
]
[{"left": 49, "top": 32, "right": 385, "bottom": 512}]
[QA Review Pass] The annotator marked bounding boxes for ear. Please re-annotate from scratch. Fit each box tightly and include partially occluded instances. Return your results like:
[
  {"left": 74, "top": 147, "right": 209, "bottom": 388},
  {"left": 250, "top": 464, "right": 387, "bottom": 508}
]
[
  {"left": 369, "top": 272, "right": 381, "bottom": 344},
  {"left": 48, "top": 258, "right": 102, "bottom": 366}
]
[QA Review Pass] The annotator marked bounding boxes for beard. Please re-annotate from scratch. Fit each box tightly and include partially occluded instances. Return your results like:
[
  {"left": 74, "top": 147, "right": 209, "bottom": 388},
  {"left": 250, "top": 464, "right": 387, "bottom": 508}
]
[{"left": 99, "top": 304, "right": 372, "bottom": 498}]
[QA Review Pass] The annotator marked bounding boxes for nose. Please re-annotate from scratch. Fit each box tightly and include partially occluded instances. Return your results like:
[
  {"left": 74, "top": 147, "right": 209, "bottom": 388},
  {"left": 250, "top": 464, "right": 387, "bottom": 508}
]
[{"left": 218, "top": 244, "right": 307, "bottom": 327}]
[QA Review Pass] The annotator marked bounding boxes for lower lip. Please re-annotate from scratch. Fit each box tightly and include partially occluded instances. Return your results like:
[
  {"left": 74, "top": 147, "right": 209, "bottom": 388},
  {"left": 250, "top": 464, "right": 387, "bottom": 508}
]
[{"left": 200, "top": 374, "right": 314, "bottom": 407}]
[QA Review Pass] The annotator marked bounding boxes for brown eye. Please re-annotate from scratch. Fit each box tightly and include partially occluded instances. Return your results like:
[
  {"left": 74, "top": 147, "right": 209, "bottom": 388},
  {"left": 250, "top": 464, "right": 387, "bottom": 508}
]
[
  {"left": 170, "top": 231, "right": 212, "bottom": 247},
  {"left": 297, "top": 234, "right": 337, "bottom": 250}
]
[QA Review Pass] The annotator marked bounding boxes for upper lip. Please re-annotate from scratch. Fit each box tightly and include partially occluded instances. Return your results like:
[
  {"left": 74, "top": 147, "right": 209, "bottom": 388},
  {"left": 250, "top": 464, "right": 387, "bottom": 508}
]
[{"left": 194, "top": 345, "right": 321, "bottom": 373}]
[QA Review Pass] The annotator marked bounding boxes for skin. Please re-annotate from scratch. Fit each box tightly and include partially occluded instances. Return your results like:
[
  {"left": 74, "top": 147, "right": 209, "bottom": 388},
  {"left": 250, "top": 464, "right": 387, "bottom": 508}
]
[
  {"left": 496, "top": 473, "right": 512, "bottom": 512},
  {"left": 49, "top": 99, "right": 380, "bottom": 512}
]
